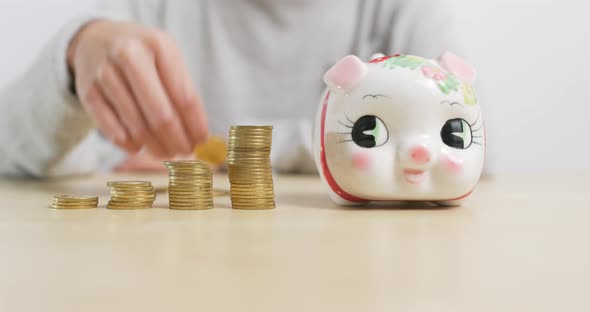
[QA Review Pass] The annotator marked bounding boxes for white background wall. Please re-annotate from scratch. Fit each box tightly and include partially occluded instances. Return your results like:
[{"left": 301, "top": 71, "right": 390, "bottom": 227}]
[{"left": 1, "top": 0, "right": 589, "bottom": 173}]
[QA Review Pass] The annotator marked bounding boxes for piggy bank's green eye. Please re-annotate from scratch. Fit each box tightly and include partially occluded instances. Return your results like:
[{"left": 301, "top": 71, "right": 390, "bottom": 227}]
[
  {"left": 352, "top": 115, "right": 389, "bottom": 148},
  {"left": 441, "top": 118, "right": 473, "bottom": 149}
]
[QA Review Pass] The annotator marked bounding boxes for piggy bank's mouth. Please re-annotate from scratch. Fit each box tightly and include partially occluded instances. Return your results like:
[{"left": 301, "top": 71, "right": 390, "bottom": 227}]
[{"left": 403, "top": 169, "right": 427, "bottom": 185}]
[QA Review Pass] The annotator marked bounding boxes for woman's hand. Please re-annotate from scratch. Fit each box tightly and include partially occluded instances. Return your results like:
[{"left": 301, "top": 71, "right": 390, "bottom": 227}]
[{"left": 68, "top": 20, "right": 208, "bottom": 158}]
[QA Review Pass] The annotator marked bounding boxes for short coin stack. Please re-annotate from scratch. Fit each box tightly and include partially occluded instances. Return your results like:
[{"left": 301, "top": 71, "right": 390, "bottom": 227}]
[
  {"left": 227, "top": 126, "right": 276, "bottom": 210},
  {"left": 165, "top": 160, "right": 214, "bottom": 210},
  {"left": 107, "top": 181, "right": 156, "bottom": 210},
  {"left": 51, "top": 195, "right": 98, "bottom": 209}
]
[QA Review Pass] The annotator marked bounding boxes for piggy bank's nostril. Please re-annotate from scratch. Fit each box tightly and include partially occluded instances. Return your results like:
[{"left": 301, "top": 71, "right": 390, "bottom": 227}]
[{"left": 409, "top": 146, "right": 431, "bottom": 164}]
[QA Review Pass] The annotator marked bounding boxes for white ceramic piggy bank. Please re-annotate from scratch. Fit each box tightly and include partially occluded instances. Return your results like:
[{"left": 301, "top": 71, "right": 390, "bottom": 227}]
[{"left": 313, "top": 52, "right": 485, "bottom": 206}]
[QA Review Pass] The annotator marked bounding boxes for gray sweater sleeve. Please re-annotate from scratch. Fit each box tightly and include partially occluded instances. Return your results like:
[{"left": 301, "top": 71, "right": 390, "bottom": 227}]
[
  {"left": 0, "top": 1, "right": 161, "bottom": 178},
  {"left": 0, "top": 15, "right": 102, "bottom": 177},
  {"left": 387, "top": 0, "right": 461, "bottom": 58}
]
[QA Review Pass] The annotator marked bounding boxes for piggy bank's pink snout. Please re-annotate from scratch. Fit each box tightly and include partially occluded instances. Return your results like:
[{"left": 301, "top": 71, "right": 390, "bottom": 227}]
[{"left": 409, "top": 145, "right": 432, "bottom": 165}]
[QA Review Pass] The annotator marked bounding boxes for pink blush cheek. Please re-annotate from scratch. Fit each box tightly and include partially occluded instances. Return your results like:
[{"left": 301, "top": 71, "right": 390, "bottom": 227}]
[
  {"left": 444, "top": 154, "right": 464, "bottom": 174},
  {"left": 352, "top": 152, "right": 372, "bottom": 171}
]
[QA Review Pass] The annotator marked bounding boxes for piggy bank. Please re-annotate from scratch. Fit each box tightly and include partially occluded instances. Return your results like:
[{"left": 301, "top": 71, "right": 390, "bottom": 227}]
[{"left": 313, "top": 52, "right": 485, "bottom": 206}]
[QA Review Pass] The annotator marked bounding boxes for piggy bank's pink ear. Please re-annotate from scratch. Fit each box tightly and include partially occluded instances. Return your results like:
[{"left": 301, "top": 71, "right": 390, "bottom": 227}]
[
  {"left": 438, "top": 52, "right": 476, "bottom": 84},
  {"left": 324, "top": 55, "right": 368, "bottom": 93}
]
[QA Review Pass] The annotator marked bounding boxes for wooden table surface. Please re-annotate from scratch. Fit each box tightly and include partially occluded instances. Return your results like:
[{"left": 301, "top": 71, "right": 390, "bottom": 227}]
[{"left": 0, "top": 173, "right": 588, "bottom": 311}]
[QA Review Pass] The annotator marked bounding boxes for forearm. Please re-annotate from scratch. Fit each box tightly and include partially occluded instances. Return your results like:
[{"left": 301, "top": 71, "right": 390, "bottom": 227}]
[{"left": 0, "top": 16, "right": 103, "bottom": 177}]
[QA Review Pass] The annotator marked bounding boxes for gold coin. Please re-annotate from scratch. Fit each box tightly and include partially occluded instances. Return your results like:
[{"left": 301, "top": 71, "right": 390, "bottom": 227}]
[
  {"left": 166, "top": 166, "right": 211, "bottom": 172},
  {"left": 110, "top": 200, "right": 155, "bottom": 205},
  {"left": 169, "top": 200, "right": 213, "bottom": 204},
  {"left": 53, "top": 202, "right": 99, "bottom": 208},
  {"left": 229, "top": 188, "right": 274, "bottom": 193},
  {"left": 52, "top": 200, "right": 99, "bottom": 206},
  {"left": 231, "top": 193, "right": 275, "bottom": 197},
  {"left": 168, "top": 173, "right": 211, "bottom": 177},
  {"left": 169, "top": 192, "right": 213, "bottom": 197},
  {"left": 228, "top": 184, "right": 274, "bottom": 188},
  {"left": 107, "top": 205, "right": 152, "bottom": 210},
  {"left": 228, "top": 138, "right": 272, "bottom": 142},
  {"left": 164, "top": 160, "right": 208, "bottom": 166},
  {"left": 231, "top": 201, "right": 275, "bottom": 206},
  {"left": 231, "top": 199, "right": 275, "bottom": 203},
  {"left": 53, "top": 197, "right": 99, "bottom": 202},
  {"left": 168, "top": 178, "right": 211, "bottom": 183},
  {"left": 168, "top": 186, "right": 212, "bottom": 192},
  {"left": 231, "top": 198, "right": 275, "bottom": 203},
  {"left": 169, "top": 203, "right": 212, "bottom": 207},
  {"left": 228, "top": 177, "right": 273, "bottom": 181},
  {"left": 108, "top": 181, "right": 151, "bottom": 187},
  {"left": 169, "top": 185, "right": 211, "bottom": 190},
  {"left": 169, "top": 198, "right": 213, "bottom": 203},
  {"left": 110, "top": 188, "right": 155, "bottom": 193},
  {"left": 110, "top": 186, "right": 155, "bottom": 190},
  {"left": 229, "top": 184, "right": 274, "bottom": 189},
  {"left": 110, "top": 194, "right": 155, "bottom": 199},
  {"left": 169, "top": 200, "right": 213, "bottom": 206},
  {"left": 53, "top": 195, "right": 98, "bottom": 202},
  {"left": 51, "top": 206, "right": 97, "bottom": 210},
  {"left": 193, "top": 136, "right": 228, "bottom": 165},
  {"left": 169, "top": 196, "right": 212, "bottom": 201},
  {"left": 109, "top": 198, "right": 155, "bottom": 203},
  {"left": 232, "top": 205, "right": 275, "bottom": 210},
  {"left": 107, "top": 202, "right": 153, "bottom": 208},
  {"left": 229, "top": 186, "right": 274, "bottom": 191},
  {"left": 168, "top": 188, "right": 212, "bottom": 193},
  {"left": 169, "top": 206, "right": 213, "bottom": 211},
  {"left": 227, "top": 160, "right": 271, "bottom": 165},
  {"left": 228, "top": 174, "right": 273, "bottom": 179},
  {"left": 230, "top": 125, "right": 273, "bottom": 130}
]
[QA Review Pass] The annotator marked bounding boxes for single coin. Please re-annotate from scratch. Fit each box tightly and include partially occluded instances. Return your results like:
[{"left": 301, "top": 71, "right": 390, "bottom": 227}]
[
  {"left": 52, "top": 201, "right": 99, "bottom": 206},
  {"left": 51, "top": 204, "right": 98, "bottom": 210},
  {"left": 193, "top": 136, "right": 228, "bottom": 165},
  {"left": 107, "top": 203, "right": 152, "bottom": 209},
  {"left": 53, "top": 195, "right": 99, "bottom": 202},
  {"left": 107, "top": 181, "right": 151, "bottom": 187}
]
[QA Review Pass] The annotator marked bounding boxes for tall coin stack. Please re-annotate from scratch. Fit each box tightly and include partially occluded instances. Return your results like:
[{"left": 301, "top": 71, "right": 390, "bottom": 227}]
[
  {"left": 51, "top": 195, "right": 98, "bottom": 209},
  {"left": 227, "top": 126, "right": 276, "bottom": 210},
  {"left": 164, "top": 160, "right": 214, "bottom": 210},
  {"left": 107, "top": 181, "right": 156, "bottom": 210}
]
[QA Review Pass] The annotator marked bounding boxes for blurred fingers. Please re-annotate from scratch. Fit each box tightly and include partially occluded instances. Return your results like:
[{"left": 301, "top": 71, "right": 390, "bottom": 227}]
[
  {"left": 149, "top": 32, "right": 209, "bottom": 145},
  {"left": 82, "top": 85, "right": 134, "bottom": 151},
  {"left": 111, "top": 38, "right": 192, "bottom": 156}
]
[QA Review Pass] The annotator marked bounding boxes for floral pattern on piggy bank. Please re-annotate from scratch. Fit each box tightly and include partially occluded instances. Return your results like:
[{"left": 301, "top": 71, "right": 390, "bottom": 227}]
[{"left": 313, "top": 52, "right": 485, "bottom": 206}]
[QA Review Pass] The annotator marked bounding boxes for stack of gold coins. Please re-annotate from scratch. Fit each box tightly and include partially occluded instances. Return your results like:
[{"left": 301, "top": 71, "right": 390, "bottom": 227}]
[
  {"left": 107, "top": 181, "right": 156, "bottom": 210},
  {"left": 227, "top": 125, "right": 275, "bottom": 210},
  {"left": 164, "top": 160, "right": 214, "bottom": 210},
  {"left": 51, "top": 195, "right": 98, "bottom": 209}
]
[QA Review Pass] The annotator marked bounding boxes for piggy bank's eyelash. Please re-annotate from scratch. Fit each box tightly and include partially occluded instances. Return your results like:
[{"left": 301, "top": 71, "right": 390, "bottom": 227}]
[
  {"left": 470, "top": 113, "right": 483, "bottom": 134},
  {"left": 363, "top": 94, "right": 392, "bottom": 100},
  {"left": 337, "top": 113, "right": 356, "bottom": 129},
  {"left": 345, "top": 113, "right": 355, "bottom": 124},
  {"left": 470, "top": 113, "right": 484, "bottom": 146},
  {"left": 336, "top": 114, "right": 355, "bottom": 141},
  {"left": 338, "top": 120, "right": 353, "bottom": 129}
]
